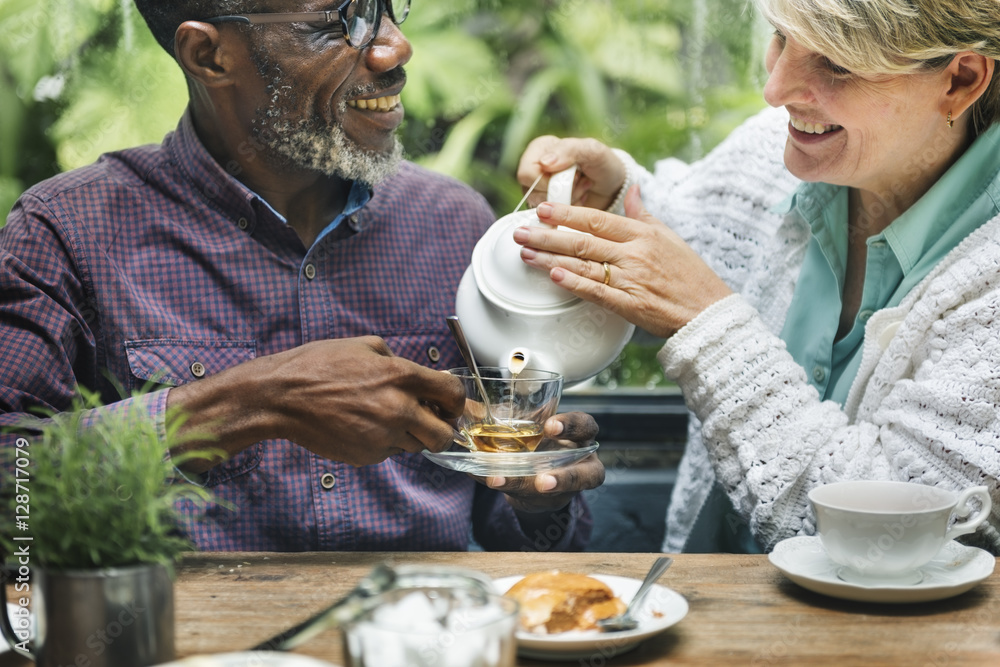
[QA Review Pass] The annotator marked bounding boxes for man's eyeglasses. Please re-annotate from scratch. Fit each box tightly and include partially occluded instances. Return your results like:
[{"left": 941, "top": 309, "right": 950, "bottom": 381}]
[{"left": 203, "top": 0, "right": 411, "bottom": 50}]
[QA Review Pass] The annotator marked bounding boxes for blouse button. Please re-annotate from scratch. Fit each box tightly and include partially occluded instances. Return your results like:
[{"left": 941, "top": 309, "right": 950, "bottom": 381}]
[
  {"left": 320, "top": 473, "right": 336, "bottom": 490},
  {"left": 858, "top": 310, "right": 874, "bottom": 322},
  {"left": 427, "top": 346, "right": 441, "bottom": 363},
  {"left": 304, "top": 263, "right": 317, "bottom": 280},
  {"left": 812, "top": 366, "right": 826, "bottom": 383},
  {"left": 190, "top": 362, "right": 206, "bottom": 378}
]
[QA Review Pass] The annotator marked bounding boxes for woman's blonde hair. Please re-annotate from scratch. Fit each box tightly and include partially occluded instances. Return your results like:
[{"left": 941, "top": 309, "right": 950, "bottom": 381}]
[{"left": 754, "top": 0, "right": 1000, "bottom": 136}]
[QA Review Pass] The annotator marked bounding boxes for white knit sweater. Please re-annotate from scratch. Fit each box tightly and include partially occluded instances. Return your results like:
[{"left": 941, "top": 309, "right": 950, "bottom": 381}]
[{"left": 617, "top": 105, "right": 1000, "bottom": 554}]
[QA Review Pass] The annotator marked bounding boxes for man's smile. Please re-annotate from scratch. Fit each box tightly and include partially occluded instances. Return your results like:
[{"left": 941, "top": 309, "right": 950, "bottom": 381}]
[{"left": 347, "top": 93, "right": 401, "bottom": 111}]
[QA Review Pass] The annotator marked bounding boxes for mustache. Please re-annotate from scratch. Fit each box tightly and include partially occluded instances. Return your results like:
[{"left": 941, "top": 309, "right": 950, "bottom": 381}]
[{"left": 349, "top": 67, "right": 406, "bottom": 98}]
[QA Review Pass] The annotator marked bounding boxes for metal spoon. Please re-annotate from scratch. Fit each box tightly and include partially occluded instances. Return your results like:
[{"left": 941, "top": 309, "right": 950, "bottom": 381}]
[
  {"left": 597, "top": 556, "right": 673, "bottom": 632},
  {"left": 250, "top": 562, "right": 398, "bottom": 650},
  {"left": 446, "top": 315, "right": 501, "bottom": 427}
]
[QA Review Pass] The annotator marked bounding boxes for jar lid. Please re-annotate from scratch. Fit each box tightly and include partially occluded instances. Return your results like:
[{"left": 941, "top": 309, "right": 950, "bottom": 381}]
[{"left": 471, "top": 167, "right": 582, "bottom": 314}]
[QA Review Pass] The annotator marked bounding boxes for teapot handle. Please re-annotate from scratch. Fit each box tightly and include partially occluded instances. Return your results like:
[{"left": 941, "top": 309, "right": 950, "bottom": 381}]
[{"left": 532, "top": 166, "right": 577, "bottom": 230}]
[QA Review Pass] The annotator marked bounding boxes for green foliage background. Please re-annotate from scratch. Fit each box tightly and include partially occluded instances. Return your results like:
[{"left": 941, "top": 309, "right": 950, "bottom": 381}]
[{"left": 0, "top": 0, "right": 770, "bottom": 389}]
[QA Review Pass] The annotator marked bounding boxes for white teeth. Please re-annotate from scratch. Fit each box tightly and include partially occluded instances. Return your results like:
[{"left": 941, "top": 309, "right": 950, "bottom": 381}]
[
  {"left": 790, "top": 116, "right": 842, "bottom": 135},
  {"left": 347, "top": 94, "right": 400, "bottom": 111}
]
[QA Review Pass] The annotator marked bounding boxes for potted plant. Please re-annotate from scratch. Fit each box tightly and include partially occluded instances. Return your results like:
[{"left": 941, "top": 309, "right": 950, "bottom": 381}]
[{"left": 0, "top": 390, "right": 214, "bottom": 667}]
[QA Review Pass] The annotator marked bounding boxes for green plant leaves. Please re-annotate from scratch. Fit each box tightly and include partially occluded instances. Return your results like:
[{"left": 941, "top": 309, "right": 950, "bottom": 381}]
[{"left": 0, "top": 389, "right": 216, "bottom": 570}]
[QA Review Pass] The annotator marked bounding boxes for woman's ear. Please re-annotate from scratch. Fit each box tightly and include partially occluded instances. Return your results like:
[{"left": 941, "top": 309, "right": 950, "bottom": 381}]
[
  {"left": 174, "top": 21, "right": 238, "bottom": 88},
  {"left": 942, "top": 52, "right": 995, "bottom": 122}
]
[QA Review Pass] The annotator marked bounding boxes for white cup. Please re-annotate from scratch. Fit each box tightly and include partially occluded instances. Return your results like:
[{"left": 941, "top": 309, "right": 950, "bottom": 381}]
[{"left": 808, "top": 480, "right": 992, "bottom": 584}]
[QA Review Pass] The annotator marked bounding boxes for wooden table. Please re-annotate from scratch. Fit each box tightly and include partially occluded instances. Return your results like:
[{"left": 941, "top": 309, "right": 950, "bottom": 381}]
[
  {"left": 181, "top": 550, "right": 1000, "bottom": 666},
  {"left": 5, "top": 551, "right": 999, "bottom": 666}
]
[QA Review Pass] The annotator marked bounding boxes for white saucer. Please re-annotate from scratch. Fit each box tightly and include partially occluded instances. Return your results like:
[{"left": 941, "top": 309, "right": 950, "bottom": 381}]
[
  {"left": 769, "top": 536, "right": 996, "bottom": 603},
  {"left": 493, "top": 573, "right": 688, "bottom": 661}
]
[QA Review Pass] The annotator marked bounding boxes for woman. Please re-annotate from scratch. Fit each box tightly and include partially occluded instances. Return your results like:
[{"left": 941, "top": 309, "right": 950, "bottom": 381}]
[{"left": 513, "top": 0, "right": 1000, "bottom": 553}]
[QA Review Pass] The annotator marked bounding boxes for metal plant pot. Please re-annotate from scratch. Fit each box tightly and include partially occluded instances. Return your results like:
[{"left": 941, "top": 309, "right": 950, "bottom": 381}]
[{"left": 1, "top": 561, "right": 174, "bottom": 667}]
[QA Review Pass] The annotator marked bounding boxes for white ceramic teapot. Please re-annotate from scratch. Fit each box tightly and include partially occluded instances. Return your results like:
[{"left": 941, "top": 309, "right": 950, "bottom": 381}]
[{"left": 455, "top": 167, "right": 635, "bottom": 385}]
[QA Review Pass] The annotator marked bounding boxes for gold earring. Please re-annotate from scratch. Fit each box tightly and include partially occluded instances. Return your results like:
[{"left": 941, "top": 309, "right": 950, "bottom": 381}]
[{"left": 947, "top": 111, "right": 954, "bottom": 129}]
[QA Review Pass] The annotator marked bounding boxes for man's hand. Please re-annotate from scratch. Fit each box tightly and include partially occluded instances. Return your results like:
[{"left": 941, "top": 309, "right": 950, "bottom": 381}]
[
  {"left": 480, "top": 411, "right": 604, "bottom": 514},
  {"left": 167, "top": 336, "right": 466, "bottom": 470}
]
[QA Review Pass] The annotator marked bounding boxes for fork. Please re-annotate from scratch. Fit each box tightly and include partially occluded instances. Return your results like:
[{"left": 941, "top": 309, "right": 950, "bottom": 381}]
[{"left": 597, "top": 556, "right": 673, "bottom": 632}]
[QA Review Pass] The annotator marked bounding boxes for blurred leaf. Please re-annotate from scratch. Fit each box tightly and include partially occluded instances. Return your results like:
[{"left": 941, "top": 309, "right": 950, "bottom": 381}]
[
  {"left": 50, "top": 22, "right": 186, "bottom": 170},
  {"left": 405, "top": 30, "right": 508, "bottom": 120},
  {"left": 0, "top": 176, "right": 22, "bottom": 224},
  {"left": 499, "top": 67, "right": 567, "bottom": 169},
  {"left": 555, "top": 3, "right": 684, "bottom": 98},
  {"left": 417, "top": 101, "right": 507, "bottom": 178}
]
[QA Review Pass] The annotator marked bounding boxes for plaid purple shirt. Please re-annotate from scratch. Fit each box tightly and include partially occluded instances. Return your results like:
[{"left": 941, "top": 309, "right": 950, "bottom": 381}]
[{"left": 0, "top": 112, "right": 589, "bottom": 552}]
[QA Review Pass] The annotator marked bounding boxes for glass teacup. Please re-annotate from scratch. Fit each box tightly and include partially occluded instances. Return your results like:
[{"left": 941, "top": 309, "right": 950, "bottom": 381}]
[{"left": 449, "top": 367, "right": 563, "bottom": 453}]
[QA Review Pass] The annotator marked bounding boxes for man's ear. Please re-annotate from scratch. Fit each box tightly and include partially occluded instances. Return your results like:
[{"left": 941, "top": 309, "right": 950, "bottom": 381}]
[
  {"left": 942, "top": 52, "right": 994, "bottom": 122},
  {"left": 174, "top": 21, "right": 240, "bottom": 88}
]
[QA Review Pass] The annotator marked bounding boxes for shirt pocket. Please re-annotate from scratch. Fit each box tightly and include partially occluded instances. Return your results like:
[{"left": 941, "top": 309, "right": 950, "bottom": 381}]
[
  {"left": 124, "top": 338, "right": 263, "bottom": 485},
  {"left": 379, "top": 330, "right": 461, "bottom": 370},
  {"left": 124, "top": 339, "right": 257, "bottom": 387}
]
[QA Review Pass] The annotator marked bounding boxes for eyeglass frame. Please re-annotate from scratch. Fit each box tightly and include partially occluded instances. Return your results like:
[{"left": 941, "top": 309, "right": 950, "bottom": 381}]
[{"left": 202, "top": 0, "right": 411, "bottom": 50}]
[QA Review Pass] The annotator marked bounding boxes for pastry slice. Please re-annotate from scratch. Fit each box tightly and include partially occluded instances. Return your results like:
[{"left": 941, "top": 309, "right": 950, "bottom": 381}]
[{"left": 504, "top": 570, "right": 626, "bottom": 634}]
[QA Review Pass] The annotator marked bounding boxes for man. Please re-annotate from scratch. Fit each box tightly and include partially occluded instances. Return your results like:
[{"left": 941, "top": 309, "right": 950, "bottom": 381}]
[{"left": 0, "top": 0, "right": 604, "bottom": 551}]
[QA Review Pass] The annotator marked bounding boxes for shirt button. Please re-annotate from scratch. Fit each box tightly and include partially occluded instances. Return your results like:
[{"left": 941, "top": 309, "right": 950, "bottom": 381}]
[
  {"left": 858, "top": 309, "right": 875, "bottom": 322},
  {"left": 304, "top": 263, "right": 317, "bottom": 280},
  {"left": 348, "top": 214, "right": 361, "bottom": 230},
  {"left": 237, "top": 217, "right": 249, "bottom": 230},
  {"left": 870, "top": 240, "right": 887, "bottom": 248},
  {"left": 190, "top": 362, "right": 206, "bottom": 378},
  {"left": 320, "top": 473, "right": 336, "bottom": 490},
  {"left": 812, "top": 366, "right": 826, "bottom": 383},
  {"left": 427, "top": 346, "right": 441, "bottom": 363}
]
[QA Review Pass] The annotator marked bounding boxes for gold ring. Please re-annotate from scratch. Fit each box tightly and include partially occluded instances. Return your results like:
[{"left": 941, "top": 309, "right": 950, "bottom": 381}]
[{"left": 602, "top": 261, "right": 611, "bottom": 286}]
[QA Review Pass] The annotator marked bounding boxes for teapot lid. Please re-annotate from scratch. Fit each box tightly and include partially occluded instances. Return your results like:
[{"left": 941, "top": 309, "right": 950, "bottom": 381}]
[{"left": 471, "top": 168, "right": 581, "bottom": 314}]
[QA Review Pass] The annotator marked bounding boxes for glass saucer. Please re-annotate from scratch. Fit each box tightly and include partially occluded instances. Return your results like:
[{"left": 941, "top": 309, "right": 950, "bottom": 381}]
[{"left": 422, "top": 443, "right": 599, "bottom": 477}]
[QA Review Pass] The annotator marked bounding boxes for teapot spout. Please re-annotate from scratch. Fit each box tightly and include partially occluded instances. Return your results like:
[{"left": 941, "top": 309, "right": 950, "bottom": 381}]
[
  {"left": 504, "top": 347, "right": 564, "bottom": 379},
  {"left": 506, "top": 348, "right": 531, "bottom": 376}
]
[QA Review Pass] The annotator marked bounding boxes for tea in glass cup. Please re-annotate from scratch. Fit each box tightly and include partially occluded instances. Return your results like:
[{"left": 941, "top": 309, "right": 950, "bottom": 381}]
[{"left": 449, "top": 367, "right": 562, "bottom": 453}]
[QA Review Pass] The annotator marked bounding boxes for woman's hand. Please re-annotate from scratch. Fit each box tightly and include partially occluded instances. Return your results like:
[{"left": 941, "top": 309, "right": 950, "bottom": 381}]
[
  {"left": 513, "top": 186, "right": 734, "bottom": 339},
  {"left": 517, "top": 136, "right": 627, "bottom": 210}
]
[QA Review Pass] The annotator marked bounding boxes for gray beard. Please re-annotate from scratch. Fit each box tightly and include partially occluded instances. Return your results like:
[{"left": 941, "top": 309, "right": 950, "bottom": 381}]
[
  {"left": 260, "top": 115, "right": 403, "bottom": 187},
  {"left": 248, "top": 53, "right": 403, "bottom": 187}
]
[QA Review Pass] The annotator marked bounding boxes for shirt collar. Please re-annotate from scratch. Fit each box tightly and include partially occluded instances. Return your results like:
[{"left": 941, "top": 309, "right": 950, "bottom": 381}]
[
  {"left": 882, "top": 123, "right": 1000, "bottom": 271},
  {"left": 168, "top": 109, "right": 259, "bottom": 218},
  {"left": 772, "top": 123, "right": 1000, "bottom": 274},
  {"left": 167, "top": 108, "right": 373, "bottom": 244}
]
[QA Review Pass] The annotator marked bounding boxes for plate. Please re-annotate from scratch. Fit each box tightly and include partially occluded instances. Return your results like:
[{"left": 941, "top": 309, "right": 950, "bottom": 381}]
[
  {"left": 155, "top": 652, "right": 338, "bottom": 667},
  {"left": 422, "top": 443, "right": 599, "bottom": 477},
  {"left": 493, "top": 573, "right": 688, "bottom": 661},
  {"left": 769, "top": 536, "right": 996, "bottom": 603}
]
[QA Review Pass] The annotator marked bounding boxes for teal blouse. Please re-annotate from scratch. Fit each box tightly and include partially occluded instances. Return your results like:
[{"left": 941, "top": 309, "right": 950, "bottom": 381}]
[
  {"left": 688, "top": 124, "right": 1000, "bottom": 554},
  {"left": 778, "top": 125, "right": 1000, "bottom": 405}
]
